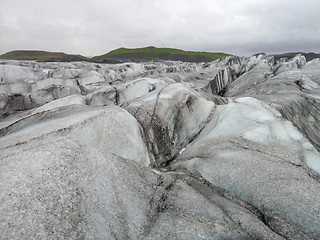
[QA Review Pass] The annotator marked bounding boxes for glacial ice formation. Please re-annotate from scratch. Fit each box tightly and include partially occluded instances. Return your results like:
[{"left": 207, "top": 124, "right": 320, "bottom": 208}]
[{"left": 0, "top": 54, "right": 320, "bottom": 239}]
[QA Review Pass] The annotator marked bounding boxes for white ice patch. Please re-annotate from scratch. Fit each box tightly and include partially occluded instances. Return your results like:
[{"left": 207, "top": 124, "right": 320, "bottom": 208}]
[
  {"left": 281, "top": 122, "right": 304, "bottom": 141},
  {"left": 158, "top": 92, "right": 173, "bottom": 99},
  {"left": 305, "top": 151, "right": 320, "bottom": 175},
  {"left": 198, "top": 96, "right": 307, "bottom": 151},
  {"left": 301, "top": 75, "right": 319, "bottom": 90},
  {"left": 234, "top": 97, "right": 281, "bottom": 120},
  {"left": 178, "top": 148, "right": 186, "bottom": 155},
  {"left": 303, "top": 142, "right": 320, "bottom": 177},
  {"left": 204, "top": 97, "right": 278, "bottom": 139},
  {"left": 243, "top": 121, "right": 304, "bottom": 144},
  {"left": 151, "top": 169, "right": 161, "bottom": 175},
  {"left": 243, "top": 125, "right": 271, "bottom": 143}
]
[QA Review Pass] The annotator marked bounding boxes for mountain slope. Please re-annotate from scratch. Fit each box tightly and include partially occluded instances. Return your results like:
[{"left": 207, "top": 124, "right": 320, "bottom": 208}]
[
  {"left": 0, "top": 50, "right": 89, "bottom": 62},
  {"left": 93, "top": 46, "right": 232, "bottom": 63}
]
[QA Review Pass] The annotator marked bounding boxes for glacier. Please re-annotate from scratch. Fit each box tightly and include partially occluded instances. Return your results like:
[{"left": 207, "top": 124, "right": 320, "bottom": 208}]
[{"left": 0, "top": 54, "right": 320, "bottom": 239}]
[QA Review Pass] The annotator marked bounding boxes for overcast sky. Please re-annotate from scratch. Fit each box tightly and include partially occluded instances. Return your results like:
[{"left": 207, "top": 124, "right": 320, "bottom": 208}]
[{"left": 0, "top": 0, "right": 319, "bottom": 57}]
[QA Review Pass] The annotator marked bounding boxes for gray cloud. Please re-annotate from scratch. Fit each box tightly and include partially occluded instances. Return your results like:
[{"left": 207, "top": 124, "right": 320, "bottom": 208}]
[{"left": 1, "top": 0, "right": 319, "bottom": 57}]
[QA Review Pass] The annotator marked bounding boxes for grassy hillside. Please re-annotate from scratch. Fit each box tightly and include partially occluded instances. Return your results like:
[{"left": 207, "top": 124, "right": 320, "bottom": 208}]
[
  {"left": 93, "top": 46, "right": 232, "bottom": 62},
  {"left": 0, "top": 50, "right": 89, "bottom": 62}
]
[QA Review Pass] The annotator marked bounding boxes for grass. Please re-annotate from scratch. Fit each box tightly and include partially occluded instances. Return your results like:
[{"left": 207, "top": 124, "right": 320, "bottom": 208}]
[
  {"left": 0, "top": 50, "right": 88, "bottom": 61},
  {"left": 1, "top": 47, "right": 232, "bottom": 62},
  {"left": 93, "top": 46, "right": 231, "bottom": 60}
]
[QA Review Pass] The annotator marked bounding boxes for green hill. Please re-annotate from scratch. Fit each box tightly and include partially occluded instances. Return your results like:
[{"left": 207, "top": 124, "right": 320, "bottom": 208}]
[
  {"left": 93, "top": 46, "right": 232, "bottom": 63},
  {"left": 0, "top": 50, "right": 89, "bottom": 62}
]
